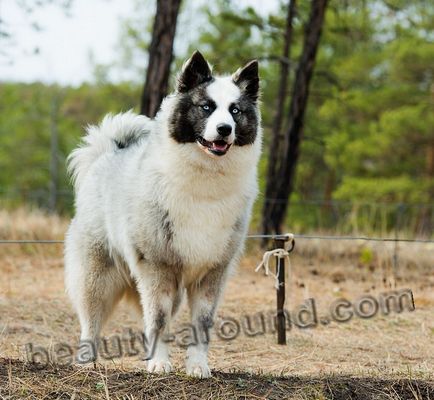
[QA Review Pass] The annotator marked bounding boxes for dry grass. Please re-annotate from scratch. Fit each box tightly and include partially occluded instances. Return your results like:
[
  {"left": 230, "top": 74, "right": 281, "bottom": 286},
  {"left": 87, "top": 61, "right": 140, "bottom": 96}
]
[
  {"left": 0, "top": 207, "right": 67, "bottom": 241},
  {"left": 1, "top": 208, "right": 434, "bottom": 398},
  {"left": 290, "top": 233, "right": 434, "bottom": 279},
  {"left": 1, "top": 358, "right": 433, "bottom": 400}
]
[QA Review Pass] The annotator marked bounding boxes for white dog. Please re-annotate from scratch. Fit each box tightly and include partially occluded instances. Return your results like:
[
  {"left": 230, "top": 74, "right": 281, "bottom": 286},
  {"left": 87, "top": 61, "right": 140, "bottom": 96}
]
[{"left": 64, "top": 51, "right": 262, "bottom": 378}]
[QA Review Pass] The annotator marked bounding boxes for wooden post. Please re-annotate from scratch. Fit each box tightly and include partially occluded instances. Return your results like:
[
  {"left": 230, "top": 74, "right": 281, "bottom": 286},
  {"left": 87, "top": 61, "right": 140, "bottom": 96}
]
[
  {"left": 275, "top": 237, "right": 287, "bottom": 345},
  {"left": 49, "top": 93, "right": 59, "bottom": 213}
]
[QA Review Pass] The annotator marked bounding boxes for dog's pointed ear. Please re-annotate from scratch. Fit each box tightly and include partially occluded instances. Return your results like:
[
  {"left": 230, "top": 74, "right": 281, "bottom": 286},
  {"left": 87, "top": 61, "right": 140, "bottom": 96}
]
[
  {"left": 232, "top": 60, "right": 259, "bottom": 102},
  {"left": 177, "top": 51, "right": 213, "bottom": 93}
]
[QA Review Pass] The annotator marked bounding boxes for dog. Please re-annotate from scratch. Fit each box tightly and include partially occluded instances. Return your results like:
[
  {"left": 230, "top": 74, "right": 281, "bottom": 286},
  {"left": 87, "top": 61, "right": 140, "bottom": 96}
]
[{"left": 64, "top": 51, "right": 262, "bottom": 378}]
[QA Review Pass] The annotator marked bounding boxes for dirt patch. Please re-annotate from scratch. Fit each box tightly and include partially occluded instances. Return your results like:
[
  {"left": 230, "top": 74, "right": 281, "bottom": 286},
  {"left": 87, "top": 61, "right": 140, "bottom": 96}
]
[{"left": 0, "top": 358, "right": 433, "bottom": 400}]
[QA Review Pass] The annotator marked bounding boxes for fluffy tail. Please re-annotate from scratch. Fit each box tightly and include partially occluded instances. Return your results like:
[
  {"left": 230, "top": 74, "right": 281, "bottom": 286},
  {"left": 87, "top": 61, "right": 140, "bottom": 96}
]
[{"left": 67, "top": 111, "right": 151, "bottom": 190}]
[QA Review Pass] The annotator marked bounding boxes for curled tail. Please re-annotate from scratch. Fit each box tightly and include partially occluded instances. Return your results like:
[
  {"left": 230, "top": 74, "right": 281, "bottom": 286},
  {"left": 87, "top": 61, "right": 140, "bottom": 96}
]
[{"left": 67, "top": 111, "right": 151, "bottom": 190}]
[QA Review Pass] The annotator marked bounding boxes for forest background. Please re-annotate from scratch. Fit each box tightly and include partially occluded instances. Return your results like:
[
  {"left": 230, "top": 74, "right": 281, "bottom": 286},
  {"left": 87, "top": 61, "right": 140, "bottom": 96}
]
[{"left": 1, "top": 0, "right": 433, "bottom": 236}]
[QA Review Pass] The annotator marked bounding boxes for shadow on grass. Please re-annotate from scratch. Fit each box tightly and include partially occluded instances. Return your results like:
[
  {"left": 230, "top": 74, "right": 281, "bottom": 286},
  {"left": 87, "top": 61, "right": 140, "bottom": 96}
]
[{"left": 0, "top": 358, "right": 433, "bottom": 399}]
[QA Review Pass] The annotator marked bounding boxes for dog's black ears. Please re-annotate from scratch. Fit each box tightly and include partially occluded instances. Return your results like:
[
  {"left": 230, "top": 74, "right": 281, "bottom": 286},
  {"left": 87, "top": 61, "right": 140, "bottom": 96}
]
[
  {"left": 177, "top": 51, "right": 213, "bottom": 93},
  {"left": 232, "top": 60, "right": 260, "bottom": 102}
]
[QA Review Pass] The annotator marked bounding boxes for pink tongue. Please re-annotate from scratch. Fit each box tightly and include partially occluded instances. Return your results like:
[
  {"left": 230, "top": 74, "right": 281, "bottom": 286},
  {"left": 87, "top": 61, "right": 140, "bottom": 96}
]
[{"left": 212, "top": 142, "right": 228, "bottom": 151}]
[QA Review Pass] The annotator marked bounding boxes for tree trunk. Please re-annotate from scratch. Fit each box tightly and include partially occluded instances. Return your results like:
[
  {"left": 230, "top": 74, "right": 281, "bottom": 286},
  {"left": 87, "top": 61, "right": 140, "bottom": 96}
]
[
  {"left": 140, "top": 0, "right": 182, "bottom": 117},
  {"left": 262, "top": 0, "right": 297, "bottom": 240},
  {"left": 263, "top": 0, "right": 329, "bottom": 237}
]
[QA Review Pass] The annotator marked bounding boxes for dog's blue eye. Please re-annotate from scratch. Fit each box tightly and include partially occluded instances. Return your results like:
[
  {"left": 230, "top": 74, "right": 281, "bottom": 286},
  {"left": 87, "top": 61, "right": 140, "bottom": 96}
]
[
  {"left": 202, "top": 105, "right": 210, "bottom": 111},
  {"left": 231, "top": 107, "right": 240, "bottom": 114}
]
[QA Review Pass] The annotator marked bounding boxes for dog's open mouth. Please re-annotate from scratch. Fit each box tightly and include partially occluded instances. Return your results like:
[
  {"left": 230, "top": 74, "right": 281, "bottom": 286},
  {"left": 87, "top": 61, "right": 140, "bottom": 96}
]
[{"left": 196, "top": 137, "right": 232, "bottom": 156}]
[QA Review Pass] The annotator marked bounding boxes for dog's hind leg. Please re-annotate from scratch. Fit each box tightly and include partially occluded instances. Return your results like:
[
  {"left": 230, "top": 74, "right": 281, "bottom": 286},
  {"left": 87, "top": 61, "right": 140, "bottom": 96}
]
[{"left": 65, "top": 234, "right": 126, "bottom": 363}]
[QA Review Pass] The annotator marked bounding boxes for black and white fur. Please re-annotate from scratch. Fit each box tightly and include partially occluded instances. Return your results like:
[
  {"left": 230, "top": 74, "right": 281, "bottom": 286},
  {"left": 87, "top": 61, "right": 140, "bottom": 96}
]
[{"left": 64, "top": 51, "right": 262, "bottom": 378}]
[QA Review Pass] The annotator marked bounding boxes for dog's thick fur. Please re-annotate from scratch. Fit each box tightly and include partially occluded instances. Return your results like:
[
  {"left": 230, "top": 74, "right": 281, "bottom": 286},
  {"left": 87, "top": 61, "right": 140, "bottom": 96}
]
[{"left": 64, "top": 51, "right": 262, "bottom": 378}]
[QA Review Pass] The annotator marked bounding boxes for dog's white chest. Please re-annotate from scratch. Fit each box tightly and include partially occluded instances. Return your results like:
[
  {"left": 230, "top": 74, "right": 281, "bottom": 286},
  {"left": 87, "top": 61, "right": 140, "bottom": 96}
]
[
  {"left": 169, "top": 194, "right": 241, "bottom": 270},
  {"left": 149, "top": 142, "right": 258, "bottom": 279}
]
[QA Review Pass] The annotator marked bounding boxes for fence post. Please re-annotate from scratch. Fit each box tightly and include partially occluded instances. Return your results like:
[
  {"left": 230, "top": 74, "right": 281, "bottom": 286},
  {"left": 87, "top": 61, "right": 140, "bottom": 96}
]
[
  {"left": 49, "top": 93, "right": 60, "bottom": 213},
  {"left": 393, "top": 203, "right": 405, "bottom": 286},
  {"left": 275, "top": 237, "right": 287, "bottom": 345}
]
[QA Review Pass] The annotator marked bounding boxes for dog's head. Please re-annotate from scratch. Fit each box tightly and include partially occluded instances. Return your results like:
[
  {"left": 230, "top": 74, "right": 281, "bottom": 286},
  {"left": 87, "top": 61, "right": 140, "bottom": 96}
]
[{"left": 169, "top": 51, "right": 260, "bottom": 158}]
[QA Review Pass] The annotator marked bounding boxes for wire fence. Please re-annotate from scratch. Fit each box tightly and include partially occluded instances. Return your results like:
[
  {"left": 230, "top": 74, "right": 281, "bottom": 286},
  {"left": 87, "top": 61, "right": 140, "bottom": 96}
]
[
  {"left": 247, "top": 234, "right": 434, "bottom": 243},
  {"left": 1, "top": 234, "right": 433, "bottom": 245},
  {"left": 1, "top": 233, "right": 431, "bottom": 282}
]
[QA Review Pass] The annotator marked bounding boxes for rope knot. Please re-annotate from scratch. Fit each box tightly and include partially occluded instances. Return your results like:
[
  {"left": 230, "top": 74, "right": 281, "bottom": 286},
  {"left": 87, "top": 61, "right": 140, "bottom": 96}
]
[{"left": 255, "top": 234, "right": 294, "bottom": 290}]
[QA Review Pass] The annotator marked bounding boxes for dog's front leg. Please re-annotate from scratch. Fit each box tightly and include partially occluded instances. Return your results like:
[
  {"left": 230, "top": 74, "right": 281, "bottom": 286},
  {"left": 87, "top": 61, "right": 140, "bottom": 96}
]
[
  {"left": 135, "top": 266, "right": 178, "bottom": 374},
  {"left": 186, "top": 264, "right": 229, "bottom": 378}
]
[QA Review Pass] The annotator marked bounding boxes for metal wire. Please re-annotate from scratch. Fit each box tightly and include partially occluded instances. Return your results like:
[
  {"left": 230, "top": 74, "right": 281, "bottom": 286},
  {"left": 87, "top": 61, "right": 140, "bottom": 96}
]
[
  {"left": 247, "top": 234, "right": 434, "bottom": 243},
  {"left": 0, "top": 234, "right": 433, "bottom": 244}
]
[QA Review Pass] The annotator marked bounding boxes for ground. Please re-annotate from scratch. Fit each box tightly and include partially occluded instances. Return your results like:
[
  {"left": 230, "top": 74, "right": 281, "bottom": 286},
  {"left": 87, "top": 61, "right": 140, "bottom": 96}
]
[
  {"left": 1, "top": 358, "right": 433, "bottom": 399},
  {"left": 0, "top": 209, "right": 433, "bottom": 399}
]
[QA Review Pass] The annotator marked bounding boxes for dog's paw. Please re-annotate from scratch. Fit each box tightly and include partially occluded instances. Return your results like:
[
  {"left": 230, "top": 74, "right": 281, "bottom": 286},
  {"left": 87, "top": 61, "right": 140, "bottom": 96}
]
[
  {"left": 76, "top": 340, "right": 97, "bottom": 364},
  {"left": 147, "top": 359, "right": 173, "bottom": 374},
  {"left": 186, "top": 363, "right": 211, "bottom": 379}
]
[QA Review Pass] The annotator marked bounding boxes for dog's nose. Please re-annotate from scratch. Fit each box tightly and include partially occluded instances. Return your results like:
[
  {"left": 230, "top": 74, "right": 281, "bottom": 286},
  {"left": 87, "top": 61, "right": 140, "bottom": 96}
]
[{"left": 217, "top": 124, "right": 232, "bottom": 137}]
